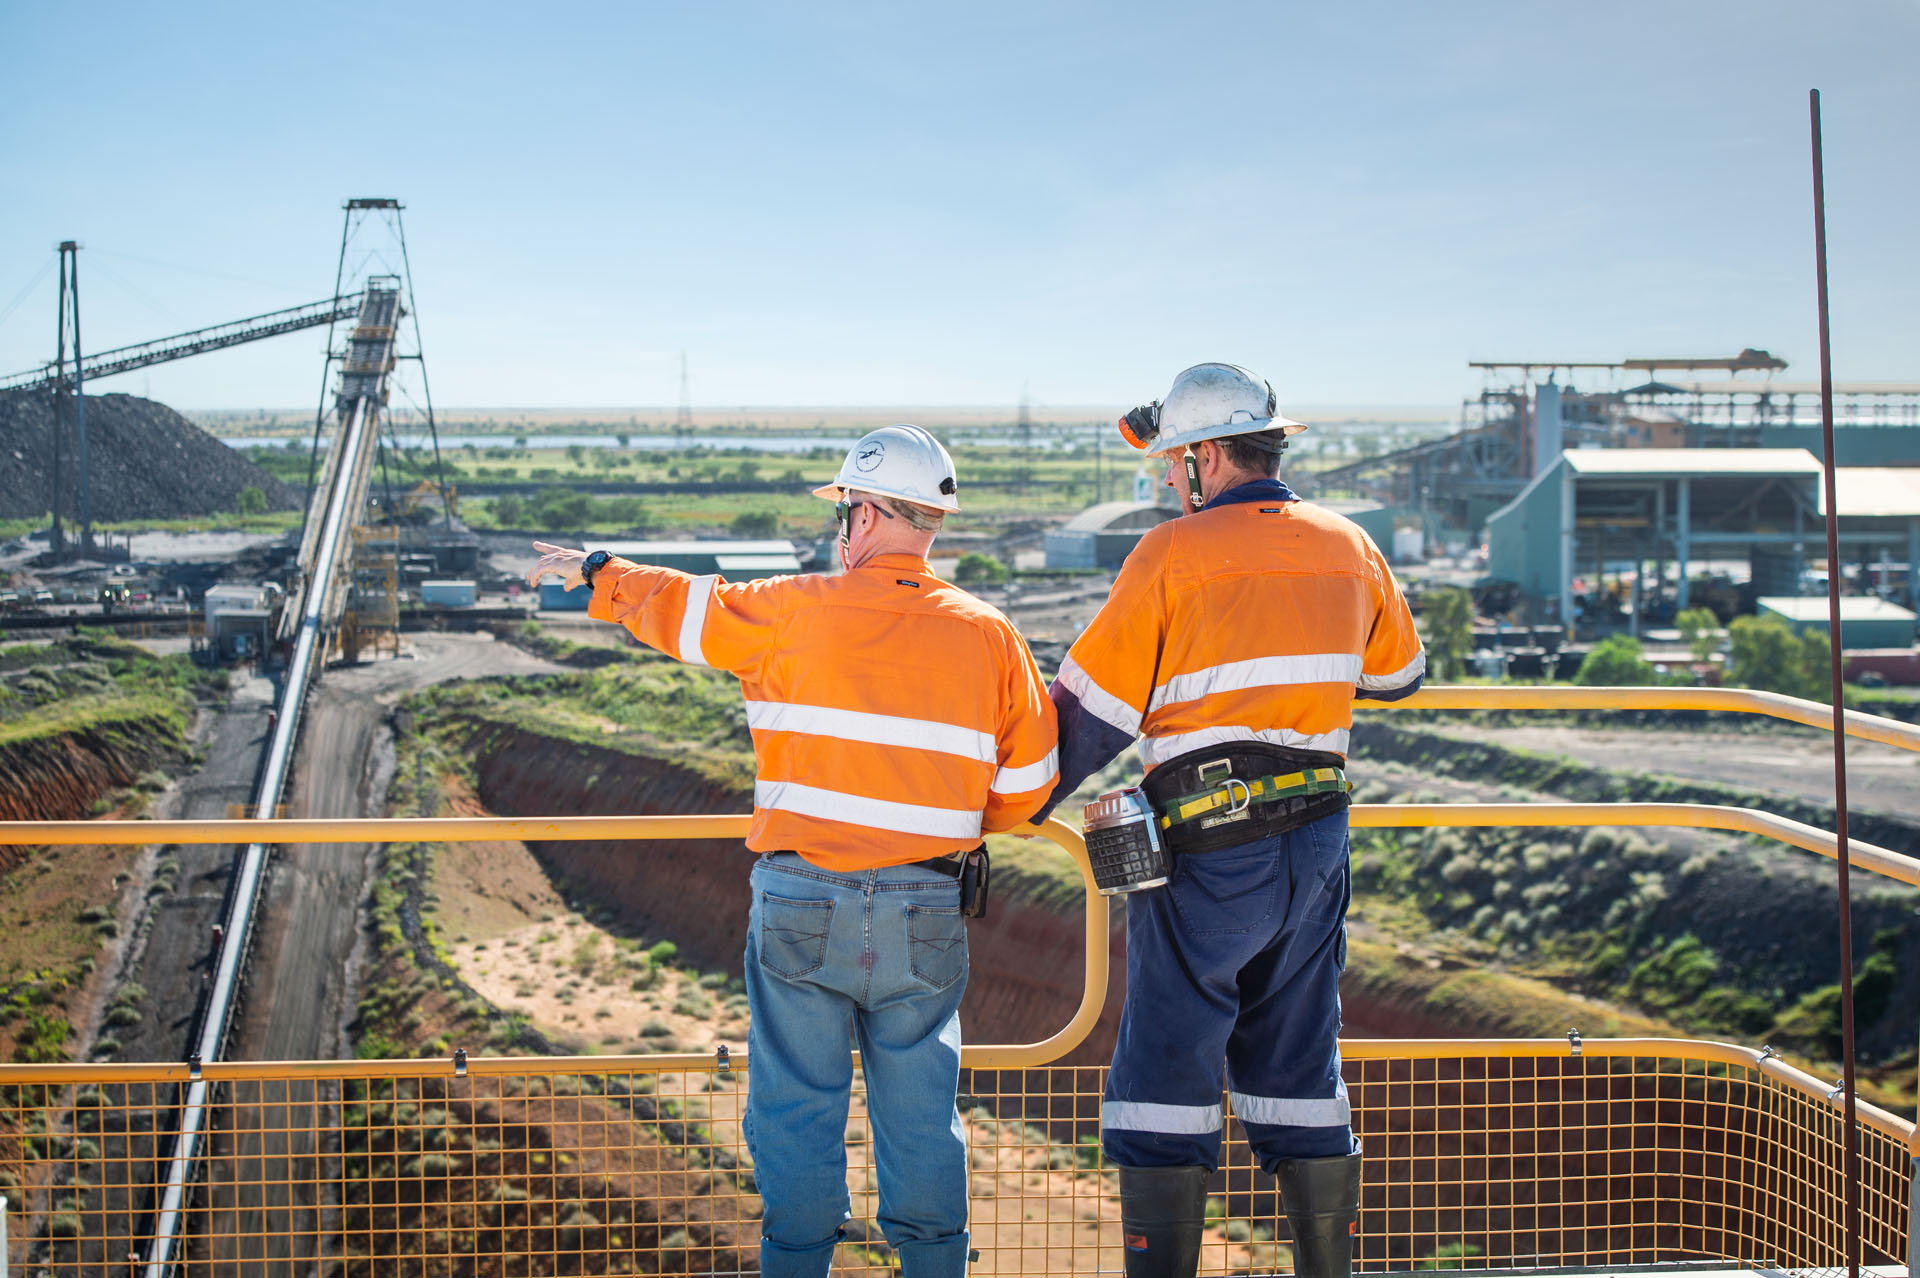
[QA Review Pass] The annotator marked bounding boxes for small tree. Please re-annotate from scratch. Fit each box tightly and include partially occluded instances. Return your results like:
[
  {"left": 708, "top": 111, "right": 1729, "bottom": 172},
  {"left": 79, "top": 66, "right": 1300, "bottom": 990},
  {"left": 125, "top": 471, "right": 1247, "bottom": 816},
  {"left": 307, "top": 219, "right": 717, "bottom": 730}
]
[
  {"left": 1727, "top": 614, "right": 1819, "bottom": 698},
  {"left": 1420, "top": 586, "right": 1474, "bottom": 680},
  {"left": 954, "top": 553, "right": 1008, "bottom": 586},
  {"left": 1574, "top": 634, "right": 1655, "bottom": 686},
  {"left": 235, "top": 486, "right": 267, "bottom": 515},
  {"left": 1675, "top": 607, "right": 1719, "bottom": 662}
]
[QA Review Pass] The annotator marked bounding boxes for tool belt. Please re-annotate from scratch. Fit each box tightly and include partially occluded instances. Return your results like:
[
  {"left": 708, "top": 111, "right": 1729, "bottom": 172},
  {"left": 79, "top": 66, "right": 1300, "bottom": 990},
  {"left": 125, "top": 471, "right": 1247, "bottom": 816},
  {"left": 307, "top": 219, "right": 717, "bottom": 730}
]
[{"left": 1140, "top": 742, "right": 1351, "bottom": 856}]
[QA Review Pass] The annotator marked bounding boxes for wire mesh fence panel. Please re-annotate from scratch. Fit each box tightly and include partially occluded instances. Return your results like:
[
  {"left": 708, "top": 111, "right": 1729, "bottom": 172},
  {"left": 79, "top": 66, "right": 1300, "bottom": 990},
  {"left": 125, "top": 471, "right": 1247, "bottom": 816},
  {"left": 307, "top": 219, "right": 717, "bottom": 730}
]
[{"left": 0, "top": 1051, "right": 1907, "bottom": 1275}]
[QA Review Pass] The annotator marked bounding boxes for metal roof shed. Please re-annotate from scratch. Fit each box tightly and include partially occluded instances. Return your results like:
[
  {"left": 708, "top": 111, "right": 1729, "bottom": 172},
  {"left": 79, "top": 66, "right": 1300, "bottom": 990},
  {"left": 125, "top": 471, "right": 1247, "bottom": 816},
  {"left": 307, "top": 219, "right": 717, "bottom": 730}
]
[
  {"left": 1044, "top": 501, "right": 1176, "bottom": 569},
  {"left": 1817, "top": 468, "right": 1920, "bottom": 610},
  {"left": 1486, "top": 448, "right": 1825, "bottom": 627},
  {"left": 1757, "top": 595, "right": 1917, "bottom": 649}
]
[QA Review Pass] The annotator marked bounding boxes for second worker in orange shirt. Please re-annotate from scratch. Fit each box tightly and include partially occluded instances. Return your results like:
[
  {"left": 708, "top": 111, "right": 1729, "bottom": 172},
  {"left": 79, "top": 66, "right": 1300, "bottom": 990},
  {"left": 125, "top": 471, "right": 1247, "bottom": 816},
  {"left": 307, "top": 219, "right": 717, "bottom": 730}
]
[
  {"left": 528, "top": 425, "right": 1057, "bottom": 1278},
  {"left": 1035, "top": 364, "right": 1426, "bottom": 1278}
]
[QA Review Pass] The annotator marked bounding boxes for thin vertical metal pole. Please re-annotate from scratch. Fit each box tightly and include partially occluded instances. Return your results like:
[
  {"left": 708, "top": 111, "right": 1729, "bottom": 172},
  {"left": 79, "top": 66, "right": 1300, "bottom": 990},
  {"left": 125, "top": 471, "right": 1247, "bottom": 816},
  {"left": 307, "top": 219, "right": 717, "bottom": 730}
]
[
  {"left": 1808, "top": 87, "right": 1861, "bottom": 1278},
  {"left": 391, "top": 205, "right": 452, "bottom": 528},
  {"left": 50, "top": 251, "right": 68, "bottom": 557},
  {"left": 67, "top": 244, "right": 91, "bottom": 551}
]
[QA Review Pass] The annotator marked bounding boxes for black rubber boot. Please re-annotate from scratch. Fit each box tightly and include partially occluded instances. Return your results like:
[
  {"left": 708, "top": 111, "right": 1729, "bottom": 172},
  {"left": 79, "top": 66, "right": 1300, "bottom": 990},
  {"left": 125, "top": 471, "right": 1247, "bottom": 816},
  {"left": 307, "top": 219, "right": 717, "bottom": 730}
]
[
  {"left": 1273, "top": 1153, "right": 1361, "bottom": 1278},
  {"left": 1117, "top": 1165, "right": 1209, "bottom": 1278}
]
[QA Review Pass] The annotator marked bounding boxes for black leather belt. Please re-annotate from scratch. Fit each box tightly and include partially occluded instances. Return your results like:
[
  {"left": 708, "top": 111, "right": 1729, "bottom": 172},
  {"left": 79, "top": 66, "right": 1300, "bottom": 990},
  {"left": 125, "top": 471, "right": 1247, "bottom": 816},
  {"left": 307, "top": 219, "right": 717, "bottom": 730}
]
[{"left": 766, "top": 850, "right": 964, "bottom": 879}]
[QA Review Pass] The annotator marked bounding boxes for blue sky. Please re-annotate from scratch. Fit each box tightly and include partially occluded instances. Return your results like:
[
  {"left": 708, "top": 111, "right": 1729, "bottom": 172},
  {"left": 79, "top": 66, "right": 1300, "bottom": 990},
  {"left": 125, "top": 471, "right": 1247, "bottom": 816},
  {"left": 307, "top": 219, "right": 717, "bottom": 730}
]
[{"left": 2, "top": 1, "right": 1914, "bottom": 412}]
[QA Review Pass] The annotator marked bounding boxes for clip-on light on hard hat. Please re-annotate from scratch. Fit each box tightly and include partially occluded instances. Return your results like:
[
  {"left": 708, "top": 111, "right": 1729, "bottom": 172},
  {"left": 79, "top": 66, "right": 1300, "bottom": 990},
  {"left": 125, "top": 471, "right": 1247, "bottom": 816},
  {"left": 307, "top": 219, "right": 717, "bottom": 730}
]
[{"left": 1117, "top": 402, "right": 1161, "bottom": 451}]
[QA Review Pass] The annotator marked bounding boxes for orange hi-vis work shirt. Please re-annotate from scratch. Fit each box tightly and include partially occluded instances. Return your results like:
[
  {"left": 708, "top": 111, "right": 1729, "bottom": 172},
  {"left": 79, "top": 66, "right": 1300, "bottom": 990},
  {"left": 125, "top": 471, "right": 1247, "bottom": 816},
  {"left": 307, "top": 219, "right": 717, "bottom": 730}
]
[
  {"left": 1044, "top": 481, "right": 1424, "bottom": 807},
  {"left": 588, "top": 551, "right": 1059, "bottom": 872}
]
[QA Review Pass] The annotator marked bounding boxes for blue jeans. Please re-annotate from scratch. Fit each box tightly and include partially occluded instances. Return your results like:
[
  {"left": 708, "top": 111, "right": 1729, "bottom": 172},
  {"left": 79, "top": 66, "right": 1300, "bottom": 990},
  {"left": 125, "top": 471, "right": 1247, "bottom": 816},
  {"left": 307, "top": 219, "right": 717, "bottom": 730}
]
[
  {"left": 744, "top": 853, "right": 971, "bottom": 1278},
  {"left": 1102, "top": 808, "right": 1354, "bottom": 1172}
]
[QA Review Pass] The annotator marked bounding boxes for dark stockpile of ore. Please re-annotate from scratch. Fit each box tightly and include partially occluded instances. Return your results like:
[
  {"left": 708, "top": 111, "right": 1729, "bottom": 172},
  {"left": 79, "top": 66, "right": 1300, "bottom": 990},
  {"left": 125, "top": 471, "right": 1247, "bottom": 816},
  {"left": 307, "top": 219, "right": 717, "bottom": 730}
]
[{"left": 0, "top": 389, "right": 301, "bottom": 521}]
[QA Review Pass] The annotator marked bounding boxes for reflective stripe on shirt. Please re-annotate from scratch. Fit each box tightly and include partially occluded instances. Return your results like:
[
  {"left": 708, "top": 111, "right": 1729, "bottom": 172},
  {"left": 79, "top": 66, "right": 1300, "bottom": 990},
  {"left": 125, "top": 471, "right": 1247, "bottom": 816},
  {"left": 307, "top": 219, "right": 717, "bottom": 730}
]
[
  {"left": 678, "top": 574, "right": 717, "bottom": 667},
  {"left": 1358, "top": 650, "right": 1427, "bottom": 690},
  {"left": 745, "top": 700, "right": 997, "bottom": 763},
  {"left": 1147, "top": 653, "right": 1365, "bottom": 713},
  {"left": 754, "top": 779, "right": 983, "bottom": 841},
  {"left": 1139, "top": 724, "right": 1351, "bottom": 768},
  {"left": 991, "top": 747, "right": 1059, "bottom": 795},
  {"left": 1055, "top": 653, "right": 1142, "bottom": 737}
]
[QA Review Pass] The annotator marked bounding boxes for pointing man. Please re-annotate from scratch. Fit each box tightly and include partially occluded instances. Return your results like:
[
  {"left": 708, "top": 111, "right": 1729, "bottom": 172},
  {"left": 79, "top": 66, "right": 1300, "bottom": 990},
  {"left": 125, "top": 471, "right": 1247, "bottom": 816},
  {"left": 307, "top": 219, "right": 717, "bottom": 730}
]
[{"left": 529, "top": 424, "right": 1058, "bottom": 1278}]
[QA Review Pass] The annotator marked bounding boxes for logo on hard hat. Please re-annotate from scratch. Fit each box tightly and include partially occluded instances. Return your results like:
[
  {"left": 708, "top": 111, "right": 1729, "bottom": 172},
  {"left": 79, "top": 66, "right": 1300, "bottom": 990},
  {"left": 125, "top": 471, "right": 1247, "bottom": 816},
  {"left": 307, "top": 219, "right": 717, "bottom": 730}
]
[{"left": 855, "top": 441, "right": 886, "bottom": 472}]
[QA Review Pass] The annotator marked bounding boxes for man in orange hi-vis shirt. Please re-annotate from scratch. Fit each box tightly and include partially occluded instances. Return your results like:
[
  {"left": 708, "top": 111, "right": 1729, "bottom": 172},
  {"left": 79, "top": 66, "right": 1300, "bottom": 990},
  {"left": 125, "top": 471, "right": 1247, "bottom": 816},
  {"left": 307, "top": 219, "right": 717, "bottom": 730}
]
[
  {"left": 1035, "top": 364, "right": 1424, "bottom": 1278},
  {"left": 528, "top": 424, "right": 1057, "bottom": 1278}
]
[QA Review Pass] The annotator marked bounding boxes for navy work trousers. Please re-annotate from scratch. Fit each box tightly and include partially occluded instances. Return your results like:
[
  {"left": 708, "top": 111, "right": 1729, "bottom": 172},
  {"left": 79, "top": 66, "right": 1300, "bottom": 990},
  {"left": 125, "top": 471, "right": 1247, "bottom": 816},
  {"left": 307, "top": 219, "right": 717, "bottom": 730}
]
[{"left": 1101, "top": 807, "right": 1354, "bottom": 1172}]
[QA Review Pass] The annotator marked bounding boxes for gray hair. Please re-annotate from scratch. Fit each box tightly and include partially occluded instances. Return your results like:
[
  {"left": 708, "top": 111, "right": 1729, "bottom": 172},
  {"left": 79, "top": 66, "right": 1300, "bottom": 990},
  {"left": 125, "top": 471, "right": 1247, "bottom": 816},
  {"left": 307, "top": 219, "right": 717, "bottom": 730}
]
[{"left": 883, "top": 496, "right": 945, "bottom": 533}]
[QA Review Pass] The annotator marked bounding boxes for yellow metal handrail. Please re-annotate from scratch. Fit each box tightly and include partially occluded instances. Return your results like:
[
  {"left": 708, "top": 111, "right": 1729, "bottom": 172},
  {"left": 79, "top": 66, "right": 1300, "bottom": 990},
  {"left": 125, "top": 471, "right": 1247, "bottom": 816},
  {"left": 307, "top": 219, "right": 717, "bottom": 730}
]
[
  {"left": 4, "top": 800, "right": 1911, "bottom": 888},
  {"left": 1392, "top": 683, "right": 1920, "bottom": 752}
]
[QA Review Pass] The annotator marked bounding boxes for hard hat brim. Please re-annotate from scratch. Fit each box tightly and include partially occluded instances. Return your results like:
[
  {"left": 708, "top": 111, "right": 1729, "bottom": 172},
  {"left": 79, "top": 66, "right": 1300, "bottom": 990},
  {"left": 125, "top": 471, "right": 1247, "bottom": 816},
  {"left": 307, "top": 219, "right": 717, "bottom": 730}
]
[
  {"left": 1130, "top": 414, "right": 1310, "bottom": 455},
  {"left": 812, "top": 481, "right": 960, "bottom": 514}
]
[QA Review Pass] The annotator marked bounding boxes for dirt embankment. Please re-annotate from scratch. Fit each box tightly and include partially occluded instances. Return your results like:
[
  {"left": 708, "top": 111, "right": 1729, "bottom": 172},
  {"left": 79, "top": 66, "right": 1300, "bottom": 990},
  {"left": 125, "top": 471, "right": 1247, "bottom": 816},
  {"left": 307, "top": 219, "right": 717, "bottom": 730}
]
[
  {"left": 442, "top": 714, "right": 1130, "bottom": 1056},
  {"left": 0, "top": 710, "right": 184, "bottom": 829}
]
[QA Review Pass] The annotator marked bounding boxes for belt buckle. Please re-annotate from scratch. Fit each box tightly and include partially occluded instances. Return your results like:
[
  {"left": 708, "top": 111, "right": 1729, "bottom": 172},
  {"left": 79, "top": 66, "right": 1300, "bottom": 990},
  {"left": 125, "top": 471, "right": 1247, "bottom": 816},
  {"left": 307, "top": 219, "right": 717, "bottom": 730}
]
[
  {"left": 1196, "top": 758, "right": 1233, "bottom": 785},
  {"left": 1194, "top": 758, "right": 1252, "bottom": 828}
]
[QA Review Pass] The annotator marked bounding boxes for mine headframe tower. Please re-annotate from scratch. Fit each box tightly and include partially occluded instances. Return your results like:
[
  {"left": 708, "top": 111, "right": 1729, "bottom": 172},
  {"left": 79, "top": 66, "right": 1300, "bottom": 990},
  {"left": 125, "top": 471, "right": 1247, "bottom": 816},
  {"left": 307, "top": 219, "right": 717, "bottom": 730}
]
[{"left": 282, "top": 198, "right": 451, "bottom": 660}]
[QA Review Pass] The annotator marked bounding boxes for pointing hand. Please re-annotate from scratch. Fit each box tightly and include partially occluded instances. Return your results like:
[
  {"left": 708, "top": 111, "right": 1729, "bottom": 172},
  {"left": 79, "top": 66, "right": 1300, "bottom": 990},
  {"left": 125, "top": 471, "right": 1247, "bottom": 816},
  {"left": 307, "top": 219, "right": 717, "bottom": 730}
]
[{"left": 527, "top": 540, "right": 588, "bottom": 591}]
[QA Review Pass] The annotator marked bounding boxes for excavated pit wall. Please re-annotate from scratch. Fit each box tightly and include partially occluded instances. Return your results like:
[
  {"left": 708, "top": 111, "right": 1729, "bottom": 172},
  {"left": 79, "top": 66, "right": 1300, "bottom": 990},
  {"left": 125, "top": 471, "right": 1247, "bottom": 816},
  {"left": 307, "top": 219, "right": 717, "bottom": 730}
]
[
  {"left": 449, "top": 716, "right": 1426, "bottom": 1062},
  {"left": 0, "top": 711, "right": 182, "bottom": 830}
]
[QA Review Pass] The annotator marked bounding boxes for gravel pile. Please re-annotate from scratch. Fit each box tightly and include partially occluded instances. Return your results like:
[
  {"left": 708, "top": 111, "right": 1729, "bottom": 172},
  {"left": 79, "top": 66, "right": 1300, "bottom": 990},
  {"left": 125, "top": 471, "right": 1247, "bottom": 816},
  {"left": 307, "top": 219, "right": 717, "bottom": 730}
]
[{"left": 0, "top": 389, "right": 301, "bottom": 521}]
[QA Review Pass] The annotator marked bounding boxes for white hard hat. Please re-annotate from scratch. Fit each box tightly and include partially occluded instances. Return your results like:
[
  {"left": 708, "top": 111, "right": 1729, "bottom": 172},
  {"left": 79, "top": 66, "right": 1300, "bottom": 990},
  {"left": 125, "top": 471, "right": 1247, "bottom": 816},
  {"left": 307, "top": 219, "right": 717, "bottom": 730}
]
[
  {"left": 813, "top": 424, "right": 961, "bottom": 513},
  {"left": 1124, "top": 362, "right": 1308, "bottom": 454}
]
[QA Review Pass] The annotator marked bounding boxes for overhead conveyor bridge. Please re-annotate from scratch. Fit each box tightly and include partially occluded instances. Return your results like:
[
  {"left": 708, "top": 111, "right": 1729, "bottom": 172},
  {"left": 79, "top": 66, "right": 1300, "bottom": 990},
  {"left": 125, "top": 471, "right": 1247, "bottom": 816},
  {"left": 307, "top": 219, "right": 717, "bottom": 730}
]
[
  {"left": 282, "top": 276, "right": 405, "bottom": 644},
  {"left": 0, "top": 293, "right": 363, "bottom": 392}
]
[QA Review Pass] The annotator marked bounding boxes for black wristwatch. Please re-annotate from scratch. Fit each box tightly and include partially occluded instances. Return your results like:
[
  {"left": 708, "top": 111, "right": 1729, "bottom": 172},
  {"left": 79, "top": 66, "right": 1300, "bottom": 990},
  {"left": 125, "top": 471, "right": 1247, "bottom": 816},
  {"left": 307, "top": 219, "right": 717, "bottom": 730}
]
[{"left": 580, "top": 549, "right": 613, "bottom": 587}]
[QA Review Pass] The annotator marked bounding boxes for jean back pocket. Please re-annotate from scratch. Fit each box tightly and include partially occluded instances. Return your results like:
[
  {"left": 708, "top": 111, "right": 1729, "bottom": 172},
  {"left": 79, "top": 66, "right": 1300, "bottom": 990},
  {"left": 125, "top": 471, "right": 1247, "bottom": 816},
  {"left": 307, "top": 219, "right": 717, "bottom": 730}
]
[
  {"left": 906, "top": 904, "right": 967, "bottom": 990},
  {"left": 758, "top": 893, "right": 833, "bottom": 979}
]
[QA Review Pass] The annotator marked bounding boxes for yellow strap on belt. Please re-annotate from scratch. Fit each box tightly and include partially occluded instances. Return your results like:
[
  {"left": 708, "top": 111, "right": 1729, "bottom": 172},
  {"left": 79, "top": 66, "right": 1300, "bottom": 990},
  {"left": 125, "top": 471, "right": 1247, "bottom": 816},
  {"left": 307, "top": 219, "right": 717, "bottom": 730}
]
[{"left": 1159, "top": 767, "right": 1351, "bottom": 828}]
